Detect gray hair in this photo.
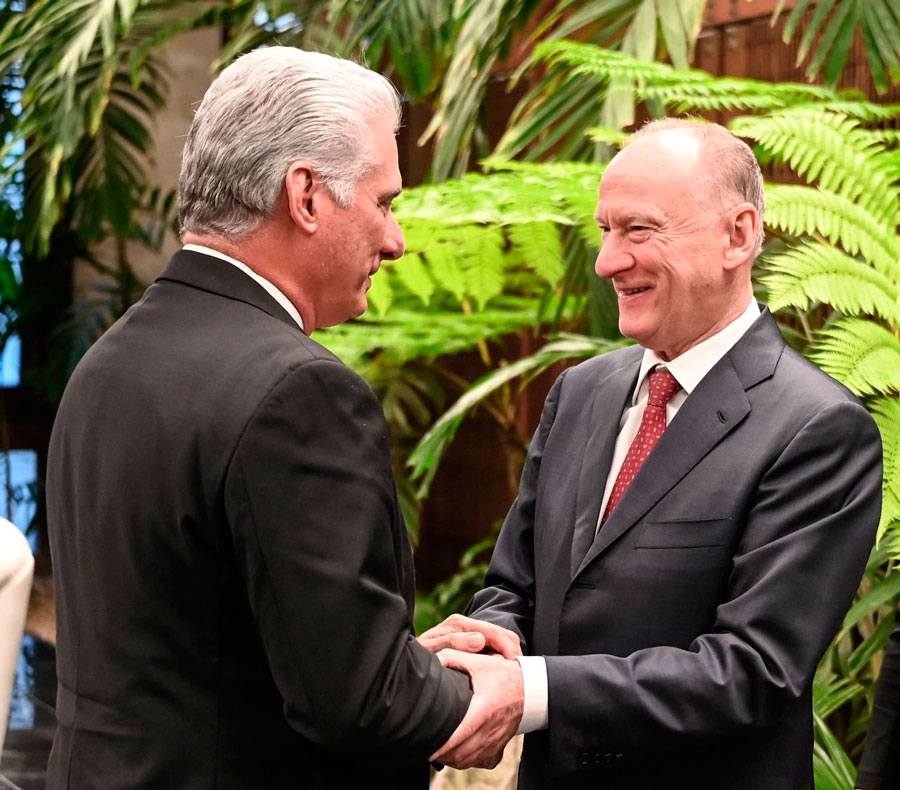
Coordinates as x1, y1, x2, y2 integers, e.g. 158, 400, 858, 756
178, 47, 402, 238
624, 118, 766, 256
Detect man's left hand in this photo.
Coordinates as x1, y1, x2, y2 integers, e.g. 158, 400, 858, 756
418, 614, 522, 658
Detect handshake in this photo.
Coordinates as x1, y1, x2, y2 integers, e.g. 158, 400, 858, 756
417, 614, 526, 770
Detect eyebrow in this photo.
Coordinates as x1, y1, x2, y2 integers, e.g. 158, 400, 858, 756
595, 208, 663, 226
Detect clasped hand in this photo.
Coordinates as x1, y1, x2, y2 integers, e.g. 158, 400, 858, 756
417, 614, 525, 770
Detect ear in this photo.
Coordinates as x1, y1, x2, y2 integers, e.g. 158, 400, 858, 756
285, 161, 321, 235
723, 203, 760, 271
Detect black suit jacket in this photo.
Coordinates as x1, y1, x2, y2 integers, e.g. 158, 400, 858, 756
46, 250, 470, 789
470, 309, 882, 789
857, 609, 900, 789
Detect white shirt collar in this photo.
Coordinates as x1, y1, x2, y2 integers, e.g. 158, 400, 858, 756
183, 243, 305, 331
633, 300, 761, 403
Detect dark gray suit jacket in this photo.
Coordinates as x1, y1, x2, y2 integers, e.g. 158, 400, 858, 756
46, 249, 470, 789
470, 309, 882, 789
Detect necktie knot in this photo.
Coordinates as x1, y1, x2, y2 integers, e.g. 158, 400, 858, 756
647, 368, 680, 408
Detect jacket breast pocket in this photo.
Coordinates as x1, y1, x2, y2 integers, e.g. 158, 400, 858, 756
635, 516, 733, 549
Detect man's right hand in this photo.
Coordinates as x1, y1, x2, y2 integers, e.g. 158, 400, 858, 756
418, 614, 522, 658
429, 649, 524, 769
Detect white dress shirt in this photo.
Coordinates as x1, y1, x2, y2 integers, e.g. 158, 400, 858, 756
183, 244, 305, 331
515, 299, 761, 734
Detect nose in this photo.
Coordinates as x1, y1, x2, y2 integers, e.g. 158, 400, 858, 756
594, 234, 633, 280
381, 212, 405, 260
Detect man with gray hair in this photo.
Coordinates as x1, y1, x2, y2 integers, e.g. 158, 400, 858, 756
46, 46, 519, 789
431, 119, 882, 789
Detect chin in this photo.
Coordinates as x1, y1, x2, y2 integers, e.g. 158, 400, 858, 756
618, 320, 649, 345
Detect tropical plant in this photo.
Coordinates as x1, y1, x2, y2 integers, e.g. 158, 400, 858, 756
773, 0, 900, 94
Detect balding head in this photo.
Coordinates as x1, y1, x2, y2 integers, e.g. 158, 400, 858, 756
622, 119, 765, 256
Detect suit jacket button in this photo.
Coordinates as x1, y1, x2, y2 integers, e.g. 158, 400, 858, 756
578, 751, 590, 766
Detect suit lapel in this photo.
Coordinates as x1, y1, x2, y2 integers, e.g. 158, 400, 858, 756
155, 249, 304, 334
569, 351, 641, 575
573, 308, 785, 577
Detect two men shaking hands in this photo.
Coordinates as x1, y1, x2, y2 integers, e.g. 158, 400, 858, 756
46, 47, 882, 790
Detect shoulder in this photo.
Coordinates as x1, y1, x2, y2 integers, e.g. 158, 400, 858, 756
769, 345, 870, 427
554, 343, 641, 391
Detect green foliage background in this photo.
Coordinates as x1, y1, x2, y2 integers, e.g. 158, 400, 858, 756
2, 2, 900, 786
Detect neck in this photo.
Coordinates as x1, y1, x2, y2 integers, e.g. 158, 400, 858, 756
182, 230, 316, 331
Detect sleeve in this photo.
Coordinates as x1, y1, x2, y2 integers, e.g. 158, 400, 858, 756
466, 369, 570, 651
543, 400, 883, 769
857, 614, 900, 790
223, 358, 471, 764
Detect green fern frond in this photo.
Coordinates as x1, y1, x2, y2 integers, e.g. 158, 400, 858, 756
810, 318, 900, 397
507, 221, 565, 286
400, 220, 447, 253
391, 252, 436, 307
317, 297, 547, 371
533, 40, 700, 86
481, 158, 605, 179
395, 168, 598, 228
640, 79, 836, 114
729, 111, 900, 228
534, 40, 840, 115
764, 185, 900, 277
424, 243, 468, 305
585, 126, 627, 145
872, 396, 900, 539
366, 266, 394, 317
814, 100, 900, 121
762, 242, 900, 325
460, 226, 506, 309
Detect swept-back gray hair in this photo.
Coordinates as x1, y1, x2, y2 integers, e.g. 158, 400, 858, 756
178, 47, 402, 238
624, 118, 765, 256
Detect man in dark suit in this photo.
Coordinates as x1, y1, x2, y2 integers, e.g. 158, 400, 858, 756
857, 610, 900, 789
46, 46, 520, 789
431, 119, 883, 789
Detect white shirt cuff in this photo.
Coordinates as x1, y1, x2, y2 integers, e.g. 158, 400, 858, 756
515, 655, 549, 733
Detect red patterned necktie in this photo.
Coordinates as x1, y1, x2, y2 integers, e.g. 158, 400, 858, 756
601, 367, 681, 525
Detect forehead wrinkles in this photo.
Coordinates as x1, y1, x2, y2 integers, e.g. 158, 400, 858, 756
596, 169, 686, 228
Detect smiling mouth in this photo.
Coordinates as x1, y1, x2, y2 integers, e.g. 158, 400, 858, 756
617, 286, 650, 296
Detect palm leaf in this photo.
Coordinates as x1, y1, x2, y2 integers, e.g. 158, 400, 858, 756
813, 671, 864, 718
409, 333, 631, 496
775, 0, 900, 93
419, 0, 530, 181
336, 0, 455, 98
839, 569, 900, 639
490, 1, 707, 164
813, 712, 856, 790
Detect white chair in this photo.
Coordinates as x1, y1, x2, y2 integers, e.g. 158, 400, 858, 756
0, 517, 34, 757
